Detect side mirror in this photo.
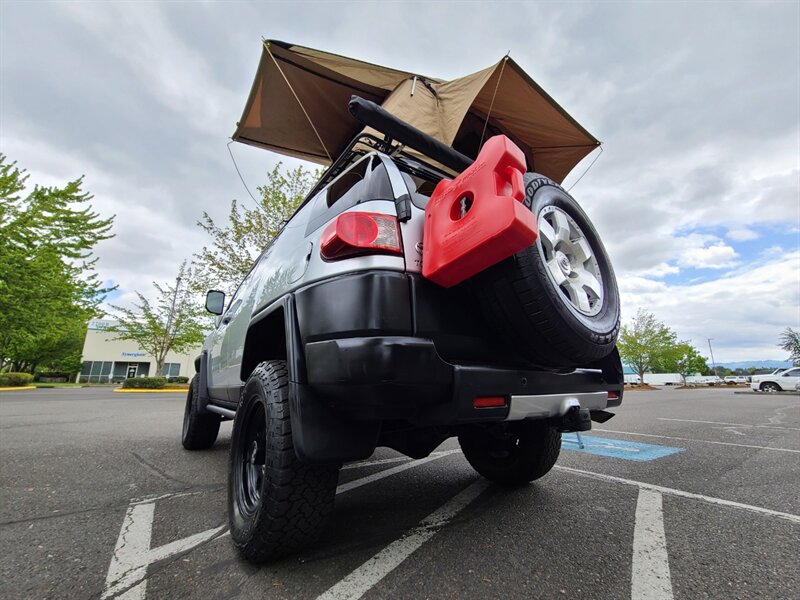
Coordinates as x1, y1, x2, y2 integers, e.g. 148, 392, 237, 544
205, 290, 225, 315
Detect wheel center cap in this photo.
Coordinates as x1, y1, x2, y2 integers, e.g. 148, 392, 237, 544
556, 252, 572, 275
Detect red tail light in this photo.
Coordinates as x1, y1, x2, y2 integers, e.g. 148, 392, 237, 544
473, 396, 507, 409
320, 212, 403, 260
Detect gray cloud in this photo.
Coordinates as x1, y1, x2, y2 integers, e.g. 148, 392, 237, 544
1, 0, 798, 361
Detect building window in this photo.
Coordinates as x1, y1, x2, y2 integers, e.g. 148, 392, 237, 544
163, 363, 181, 378
79, 361, 114, 383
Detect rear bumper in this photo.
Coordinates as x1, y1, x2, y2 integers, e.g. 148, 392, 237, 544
305, 335, 623, 426
290, 270, 623, 462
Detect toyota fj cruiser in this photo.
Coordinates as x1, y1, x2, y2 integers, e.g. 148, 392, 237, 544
181, 42, 624, 563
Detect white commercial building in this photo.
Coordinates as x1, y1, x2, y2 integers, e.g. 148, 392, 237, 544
78, 319, 202, 383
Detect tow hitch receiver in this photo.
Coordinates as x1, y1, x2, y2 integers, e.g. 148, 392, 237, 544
559, 406, 592, 433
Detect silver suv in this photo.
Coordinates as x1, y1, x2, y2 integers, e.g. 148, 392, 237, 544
181, 97, 624, 563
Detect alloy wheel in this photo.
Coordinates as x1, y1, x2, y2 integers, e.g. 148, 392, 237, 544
537, 205, 604, 316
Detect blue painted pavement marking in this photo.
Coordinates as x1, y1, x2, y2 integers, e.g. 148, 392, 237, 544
561, 434, 683, 461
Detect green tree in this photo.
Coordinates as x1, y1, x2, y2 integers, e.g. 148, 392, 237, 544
191, 163, 317, 296
108, 263, 208, 376
617, 309, 678, 384
0, 155, 114, 372
779, 327, 800, 366
8, 316, 86, 375
662, 343, 708, 384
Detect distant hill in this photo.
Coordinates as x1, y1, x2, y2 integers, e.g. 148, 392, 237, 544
716, 360, 793, 370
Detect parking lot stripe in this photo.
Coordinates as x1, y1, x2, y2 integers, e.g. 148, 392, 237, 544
316, 478, 491, 600
556, 466, 800, 524
336, 450, 460, 494
342, 456, 411, 470
342, 450, 454, 470
145, 525, 227, 565
101, 450, 461, 599
632, 489, 673, 600
656, 418, 800, 431
102, 502, 154, 600
595, 429, 800, 454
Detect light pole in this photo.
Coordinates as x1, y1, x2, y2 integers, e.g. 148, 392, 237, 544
162, 276, 182, 376
707, 338, 717, 378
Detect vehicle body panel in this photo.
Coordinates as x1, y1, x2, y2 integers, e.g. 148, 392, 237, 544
196, 141, 623, 462
751, 368, 800, 391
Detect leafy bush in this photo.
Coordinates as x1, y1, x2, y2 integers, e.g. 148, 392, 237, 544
0, 372, 35, 387
121, 377, 167, 389
35, 372, 71, 382
167, 376, 189, 384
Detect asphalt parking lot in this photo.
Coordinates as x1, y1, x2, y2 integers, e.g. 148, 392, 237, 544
1, 387, 798, 600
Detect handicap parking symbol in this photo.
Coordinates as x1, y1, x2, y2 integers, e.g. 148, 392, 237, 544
561, 434, 683, 461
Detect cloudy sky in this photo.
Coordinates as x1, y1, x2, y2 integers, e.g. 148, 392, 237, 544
1, 1, 798, 362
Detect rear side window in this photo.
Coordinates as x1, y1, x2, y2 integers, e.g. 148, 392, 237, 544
307, 157, 394, 234
399, 170, 439, 210
327, 160, 393, 207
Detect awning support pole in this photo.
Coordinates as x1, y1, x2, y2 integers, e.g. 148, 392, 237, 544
265, 43, 332, 162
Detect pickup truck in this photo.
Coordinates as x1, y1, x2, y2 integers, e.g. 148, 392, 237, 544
751, 368, 800, 392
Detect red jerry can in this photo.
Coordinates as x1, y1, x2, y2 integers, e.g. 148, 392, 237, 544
422, 135, 537, 288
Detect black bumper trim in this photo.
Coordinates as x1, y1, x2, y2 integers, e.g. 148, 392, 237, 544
305, 335, 623, 424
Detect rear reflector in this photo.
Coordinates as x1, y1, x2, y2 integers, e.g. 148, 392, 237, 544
608, 391, 620, 400
473, 396, 507, 409
320, 212, 403, 260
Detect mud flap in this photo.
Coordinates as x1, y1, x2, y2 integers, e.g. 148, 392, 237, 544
289, 383, 380, 463
196, 351, 212, 413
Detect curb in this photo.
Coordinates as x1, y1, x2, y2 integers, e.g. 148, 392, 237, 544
734, 390, 799, 396
113, 388, 189, 393
0, 386, 36, 392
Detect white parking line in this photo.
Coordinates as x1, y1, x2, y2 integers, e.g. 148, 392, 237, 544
101, 503, 154, 600
102, 450, 460, 599
631, 489, 673, 600
556, 466, 800, 524
342, 450, 455, 471
656, 418, 800, 431
595, 428, 800, 453
316, 479, 491, 600
337, 450, 460, 493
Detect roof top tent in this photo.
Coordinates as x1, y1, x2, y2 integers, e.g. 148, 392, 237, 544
232, 39, 600, 184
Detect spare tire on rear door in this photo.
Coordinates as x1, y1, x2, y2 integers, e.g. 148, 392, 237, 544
473, 173, 619, 368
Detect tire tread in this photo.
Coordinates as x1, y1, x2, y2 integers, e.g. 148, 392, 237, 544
473, 174, 619, 367
459, 421, 561, 485
229, 361, 339, 563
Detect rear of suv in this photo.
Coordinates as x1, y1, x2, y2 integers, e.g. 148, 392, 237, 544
182, 89, 623, 560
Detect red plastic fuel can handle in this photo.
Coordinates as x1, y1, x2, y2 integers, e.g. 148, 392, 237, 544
507, 166, 524, 201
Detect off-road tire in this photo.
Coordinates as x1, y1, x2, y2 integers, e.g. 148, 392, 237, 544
458, 420, 561, 486
228, 361, 340, 563
473, 173, 620, 368
760, 382, 781, 393
181, 377, 221, 450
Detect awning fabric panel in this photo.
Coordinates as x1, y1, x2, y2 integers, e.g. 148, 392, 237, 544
233, 40, 599, 182
234, 41, 397, 163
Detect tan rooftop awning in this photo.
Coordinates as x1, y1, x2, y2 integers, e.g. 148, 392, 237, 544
233, 40, 599, 183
